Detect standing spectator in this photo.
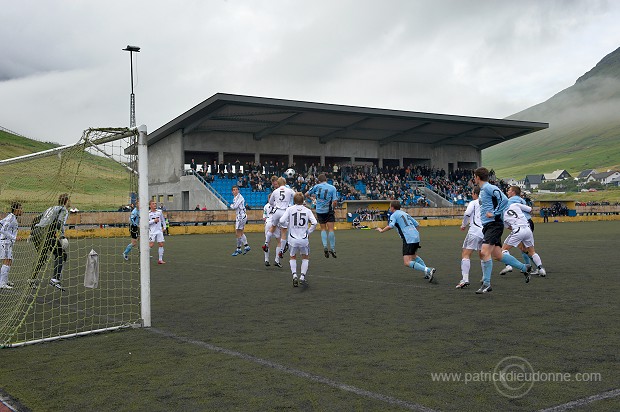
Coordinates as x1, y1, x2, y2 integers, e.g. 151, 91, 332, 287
0, 201, 22, 289
190, 158, 197, 174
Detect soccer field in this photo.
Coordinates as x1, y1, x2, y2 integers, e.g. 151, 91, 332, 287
1, 221, 619, 411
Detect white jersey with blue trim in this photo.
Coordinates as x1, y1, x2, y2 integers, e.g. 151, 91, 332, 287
0, 213, 18, 243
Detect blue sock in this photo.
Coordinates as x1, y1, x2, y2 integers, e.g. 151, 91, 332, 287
409, 261, 427, 273
521, 251, 531, 265
328, 231, 336, 251
415, 256, 425, 267
321, 231, 328, 248
501, 253, 526, 272
482, 259, 493, 285
124, 244, 133, 255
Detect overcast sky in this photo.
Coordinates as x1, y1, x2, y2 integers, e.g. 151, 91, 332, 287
1, 0, 619, 145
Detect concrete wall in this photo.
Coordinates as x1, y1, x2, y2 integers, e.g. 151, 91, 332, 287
183, 131, 480, 171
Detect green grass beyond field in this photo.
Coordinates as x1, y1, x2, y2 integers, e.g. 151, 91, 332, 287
1, 222, 619, 411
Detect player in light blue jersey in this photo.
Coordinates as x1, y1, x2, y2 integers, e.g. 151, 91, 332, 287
305, 174, 339, 258
474, 168, 532, 294
123, 201, 140, 261
376, 201, 436, 282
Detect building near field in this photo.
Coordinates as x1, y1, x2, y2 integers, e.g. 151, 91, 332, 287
146, 93, 547, 210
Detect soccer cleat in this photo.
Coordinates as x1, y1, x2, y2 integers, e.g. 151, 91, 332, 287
529, 268, 539, 276
300, 276, 308, 287
29, 279, 40, 288
499, 265, 513, 275
324, 248, 330, 258
0, 284, 14, 290
158, 260, 166, 265
274, 261, 282, 268
231, 249, 241, 256
123, 253, 129, 261
262, 243, 269, 253
278, 250, 284, 259
265, 261, 270, 267
538, 267, 547, 277
523, 264, 532, 283
475, 284, 492, 294
292, 274, 299, 287
7, 281, 14, 287
243, 245, 251, 255
282, 243, 289, 254
426, 268, 436, 283
455, 280, 470, 289
49, 278, 65, 291
329, 250, 337, 258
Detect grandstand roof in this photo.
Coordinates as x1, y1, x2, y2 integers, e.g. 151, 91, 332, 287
148, 93, 548, 150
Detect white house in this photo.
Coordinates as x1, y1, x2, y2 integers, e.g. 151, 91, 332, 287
588, 170, 620, 185
544, 169, 572, 181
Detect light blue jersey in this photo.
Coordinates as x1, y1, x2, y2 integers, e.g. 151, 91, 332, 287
130, 207, 140, 226
479, 182, 508, 225
508, 195, 531, 220
307, 182, 338, 213
388, 210, 420, 244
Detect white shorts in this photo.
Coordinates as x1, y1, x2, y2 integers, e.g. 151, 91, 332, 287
462, 233, 483, 251
0, 242, 13, 260
265, 222, 281, 239
149, 232, 165, 243
235, 215, 248, 230
504, 226, 534, 248
288, 240, 309, 257
270, 209, 287, 229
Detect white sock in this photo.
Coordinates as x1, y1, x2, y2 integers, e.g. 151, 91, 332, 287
461, 258, 470, 283
531, 253, 542, 268
158, 247, 164, 260
289, 259, 296, 275
0, 265, 9, 285
275, 247, 281, 263
301, 259, 309, 276
280, 238, 287, 251
265, 231, 272, 244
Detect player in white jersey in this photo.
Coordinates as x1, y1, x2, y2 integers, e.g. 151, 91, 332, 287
230, 186, 250, 256
456, 187, 483, 289
0, 201, 22, 289
501, 190, 546, 283
148, 200, 167, 264
263, 177, 295, 259
279, 192, 317, 287
262, 203, 282, 267
500, 185, 546, 277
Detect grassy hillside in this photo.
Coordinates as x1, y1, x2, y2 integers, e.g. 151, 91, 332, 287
0, 130, 134, 211
483, 46, 620, 180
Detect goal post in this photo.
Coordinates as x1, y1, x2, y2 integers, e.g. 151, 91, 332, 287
0, 126, 150, 347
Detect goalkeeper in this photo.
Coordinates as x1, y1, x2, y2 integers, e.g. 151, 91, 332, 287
30, 193, 71, 290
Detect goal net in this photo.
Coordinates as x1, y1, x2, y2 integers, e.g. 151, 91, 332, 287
0, 127, 146, 347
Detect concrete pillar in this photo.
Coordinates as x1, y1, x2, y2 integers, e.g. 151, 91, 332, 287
255, 153, 260, 163
378, 158, 383, 169
288, 153, 294, 167
218, 152, 224, 163
320, 155, 326, 166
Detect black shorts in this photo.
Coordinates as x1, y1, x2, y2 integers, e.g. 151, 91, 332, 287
528, 219, 534, 232
129, 225, 139, 239
317, 210, 335, 224
482, 221, 504, 247
402, 242, 420, 256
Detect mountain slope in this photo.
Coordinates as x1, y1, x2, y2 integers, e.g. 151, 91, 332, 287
482, 46, 620, 179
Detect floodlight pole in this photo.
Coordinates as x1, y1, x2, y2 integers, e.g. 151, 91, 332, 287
122, 45, 141, 128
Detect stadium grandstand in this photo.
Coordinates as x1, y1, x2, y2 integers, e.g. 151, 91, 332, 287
145, 93, 547, 210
